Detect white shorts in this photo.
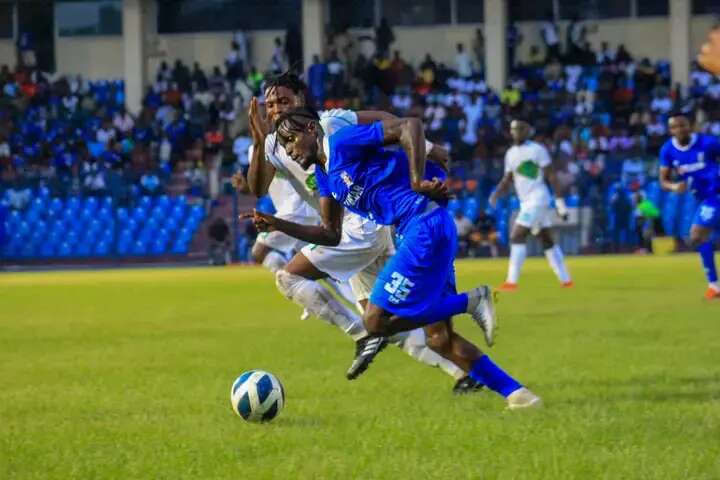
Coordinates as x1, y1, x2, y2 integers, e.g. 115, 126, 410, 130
515, 202, 553, 230
349, 245, 393, 302
255, 215, 318, 256
302, 215, 395, 284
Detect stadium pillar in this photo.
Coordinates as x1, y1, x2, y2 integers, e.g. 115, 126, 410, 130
670, 0, 691, 87
484, 0, 508, 94
123, 0, 149, 114
302, 0, 326, 75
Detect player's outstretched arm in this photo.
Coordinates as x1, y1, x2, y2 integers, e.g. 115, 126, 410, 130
241, 197, 344, 246
246, 97, 276, 197
357, 110, 449, 172
489, 172, 513, 208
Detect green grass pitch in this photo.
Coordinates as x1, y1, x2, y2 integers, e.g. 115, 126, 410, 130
1, 255, 719, 479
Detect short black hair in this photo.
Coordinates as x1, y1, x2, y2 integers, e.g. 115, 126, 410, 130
274, 106, 320, 133
668, 109, 690, 120
272, 106, 320, 153
263, 71, 307, 96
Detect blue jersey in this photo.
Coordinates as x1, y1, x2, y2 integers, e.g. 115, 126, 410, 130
659, 133, 720, 201
316, 122, 445, 234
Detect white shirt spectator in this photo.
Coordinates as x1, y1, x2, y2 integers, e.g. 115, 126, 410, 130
96, 127, 116, 145
234, 31, 248, 64
424, 104, 446, 132
159, 138, 172, 164
113, 112, 134, 134
462, 97, 484, 145
0, 141, 10, 158
62, 95, 79, 113
233, 135, 252, 167
650, 96, 672, 114
588, 136, 609, 153
646, 120, 666, 136
391, 93, 412, 112
455, 51, 473, 78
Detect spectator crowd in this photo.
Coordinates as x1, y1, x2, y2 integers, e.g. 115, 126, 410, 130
3, 17, 718, 257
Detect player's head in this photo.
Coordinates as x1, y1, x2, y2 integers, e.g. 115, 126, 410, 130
509, 118, 532, 144
263, 71, 307, 124
668, 110, 692, 144
274, 106, 321, 170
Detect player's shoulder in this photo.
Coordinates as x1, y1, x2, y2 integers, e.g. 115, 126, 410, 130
319, 109, 358, 136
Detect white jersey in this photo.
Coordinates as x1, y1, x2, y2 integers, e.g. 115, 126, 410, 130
248, 145, 317, 222
265, 109, 379, 236
504, 140, 552, 205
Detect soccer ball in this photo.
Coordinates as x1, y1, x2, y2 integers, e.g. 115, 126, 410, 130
230, 370, 285, 422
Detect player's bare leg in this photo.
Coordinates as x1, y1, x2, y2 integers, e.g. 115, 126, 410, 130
539, 228, 573, 287
688, 225, 720, 299
352, 309, 541, 409
354, 298, 477, 391
501, 224, 531, 291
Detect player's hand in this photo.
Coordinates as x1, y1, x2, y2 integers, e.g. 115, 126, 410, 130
230, 171, 247, 192
555, 197, 569, 221
248, 97, 271, 144
672, 182, 687, 194
240, 209, 277, 232
698, 28, 720, 75
415, 177, 450, 201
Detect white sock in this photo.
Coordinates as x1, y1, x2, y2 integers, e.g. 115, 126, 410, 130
507, 244, 527, 284
544, 244, 571, 283
275, 270, 367, 340
261, 251, 287, 273
710, 282, 720, 292
395, 329, 465, 380
322, 279, 357, 306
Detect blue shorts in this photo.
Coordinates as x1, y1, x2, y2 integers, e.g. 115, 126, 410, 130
370, 206, 457, 318
692, 197, 720, 230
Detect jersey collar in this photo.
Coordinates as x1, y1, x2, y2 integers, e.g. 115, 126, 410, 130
671, 133, 697, 152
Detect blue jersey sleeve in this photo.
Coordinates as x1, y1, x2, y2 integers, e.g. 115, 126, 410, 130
659, 141, 673, 169
329, 122, 385, 151
314, 166, 332, 198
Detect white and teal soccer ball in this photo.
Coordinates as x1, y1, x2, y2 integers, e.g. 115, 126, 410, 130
230, 370, 285, 422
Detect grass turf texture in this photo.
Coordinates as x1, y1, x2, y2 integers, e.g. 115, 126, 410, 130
1, 255, 719, 480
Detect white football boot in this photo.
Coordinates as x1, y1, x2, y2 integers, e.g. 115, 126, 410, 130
506, 387, 543, 410
467, 286, 497, 347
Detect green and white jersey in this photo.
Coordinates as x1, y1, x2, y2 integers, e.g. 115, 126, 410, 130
504, 140, 552, 205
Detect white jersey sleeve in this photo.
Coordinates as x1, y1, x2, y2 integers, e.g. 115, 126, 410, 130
534, 142, 552, 169
319, 109, 358, 136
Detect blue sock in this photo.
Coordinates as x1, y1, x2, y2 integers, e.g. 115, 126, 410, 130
411, 293, 468, 325
698, 241, 718, 283
469, 355, 523, 397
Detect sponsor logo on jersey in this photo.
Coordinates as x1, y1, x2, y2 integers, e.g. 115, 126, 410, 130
516, 159, 540, 179
305, 173, 318, 191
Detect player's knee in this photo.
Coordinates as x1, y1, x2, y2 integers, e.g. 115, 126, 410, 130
275, 269, 300, 300
510, 231, 526, 244
425, 329, 451, 355
251, 243, 266, 264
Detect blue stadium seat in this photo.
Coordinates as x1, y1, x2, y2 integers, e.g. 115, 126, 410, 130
132, 207, 147, 222
84, 197, 99, 212
139, 196, 153, 209
95, 240, 111, 256
58, 242, 72, 257
132, 240, 148, 255
76, 242, 92, 257
101, 196, 113, 210
156, 195, 170, 209
171, 239, 189, 254
151, 238, 167, 255
116, 207, 129, 223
